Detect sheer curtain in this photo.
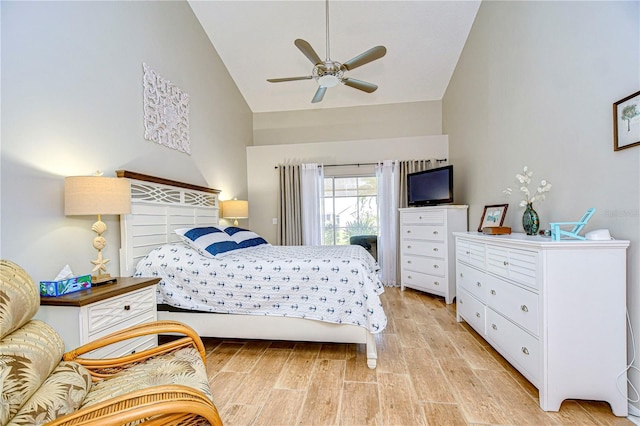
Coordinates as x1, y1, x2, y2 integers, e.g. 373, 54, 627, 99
376, 160, 400, 286
277, 164, 303, 245
300, 163, 324, 246
376, 159, 441, 286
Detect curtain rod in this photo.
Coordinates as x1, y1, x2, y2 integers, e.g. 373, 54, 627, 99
274, 158, 447, 169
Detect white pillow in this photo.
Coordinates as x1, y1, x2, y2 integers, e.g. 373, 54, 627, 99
223, 226, 270, 249
175, 226, 239, 257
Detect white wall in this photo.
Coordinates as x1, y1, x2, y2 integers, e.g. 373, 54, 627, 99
253, 100, 442, 145
247, 136, 449, 242
443, 0, 640, 412
1, 1, 252, 281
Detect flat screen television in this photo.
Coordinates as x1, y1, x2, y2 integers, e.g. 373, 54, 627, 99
407, 165, 453, 206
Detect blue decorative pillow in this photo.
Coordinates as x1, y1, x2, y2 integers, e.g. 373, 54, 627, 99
175, 226, 239, 257
223, 227, 269, 249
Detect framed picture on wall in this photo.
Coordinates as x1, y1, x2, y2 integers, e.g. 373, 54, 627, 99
477, 204, 508, 232
613, 90, 640, 151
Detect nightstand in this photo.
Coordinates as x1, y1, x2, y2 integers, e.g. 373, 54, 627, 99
36, 277, 160, 358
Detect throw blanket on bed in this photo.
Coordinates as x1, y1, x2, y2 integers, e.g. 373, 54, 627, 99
135, 243, 387, 333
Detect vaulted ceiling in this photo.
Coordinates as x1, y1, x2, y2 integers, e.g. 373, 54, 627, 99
189, 1, 481, 113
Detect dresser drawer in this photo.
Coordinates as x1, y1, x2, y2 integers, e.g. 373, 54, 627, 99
402, 240, 445, 258
86, 287, 155, 335
402, 270, 446, 293
486, 308, 539, 384
87, 309, 156, 341
456, 261, 488, 303
402, 209, 444, 225
457, 289, 485, 334
403, 255, 446, 277
456, 238, 485, 268
486, 275, 539, 336
403, 225, 445, 241
88, 334, 157, 359
486, 245, 538, 289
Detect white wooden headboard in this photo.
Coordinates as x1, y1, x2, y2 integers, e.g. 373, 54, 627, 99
117, 171, 220, 277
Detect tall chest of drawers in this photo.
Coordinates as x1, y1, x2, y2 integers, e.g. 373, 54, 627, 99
399, 205, 468, 303
454, 232, 629, 416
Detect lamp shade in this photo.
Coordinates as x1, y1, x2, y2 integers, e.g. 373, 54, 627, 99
65, 176, 131, 216
222, 199, 248, 220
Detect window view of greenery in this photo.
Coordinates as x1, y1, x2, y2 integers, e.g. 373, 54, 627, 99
323, 176, 378, 245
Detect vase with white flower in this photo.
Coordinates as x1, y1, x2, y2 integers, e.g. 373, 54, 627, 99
503, 166, 552, 235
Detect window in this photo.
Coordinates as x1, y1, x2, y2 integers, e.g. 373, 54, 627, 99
323, 176, 378, 245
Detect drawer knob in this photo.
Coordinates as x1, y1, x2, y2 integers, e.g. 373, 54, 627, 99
459, 299, 463, 304
476, 282, 481, 287
407, 245, 412, 249
433, 264, 439, 269
433, 248, 438, 252
475, 312, 481, 318
407, 230, 411, 234
433, 231, 439, 235
434, 281, 440, 286
521, 305, 529, 312
459, 272, 464, 278
490, 290, 496, 295
466, 250, 470, 255
124, 305, 131, 311
408, 275, 412, 279
419, 216, 423, 220
503, 261, 509, 266
521, 347, 530, 355
407, 260, 412, 264
492, 324, 497, 330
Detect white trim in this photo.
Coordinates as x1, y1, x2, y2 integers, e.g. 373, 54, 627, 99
628, 404, 640, 425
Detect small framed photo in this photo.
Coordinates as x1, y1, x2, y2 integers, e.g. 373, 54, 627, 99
613, 90, 640, 151
478, 204, 508, 232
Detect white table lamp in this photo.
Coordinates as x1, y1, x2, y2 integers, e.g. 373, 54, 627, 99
222, 199, 248, 226
65, 175, 131, 284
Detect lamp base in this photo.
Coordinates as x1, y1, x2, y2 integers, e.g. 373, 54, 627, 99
92, 274, 117, 286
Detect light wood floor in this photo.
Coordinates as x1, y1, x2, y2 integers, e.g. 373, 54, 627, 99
201, 287, 632, 425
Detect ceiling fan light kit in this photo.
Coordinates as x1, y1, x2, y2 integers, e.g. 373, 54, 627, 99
267, 0, 386, 104
313, 63, 343, 88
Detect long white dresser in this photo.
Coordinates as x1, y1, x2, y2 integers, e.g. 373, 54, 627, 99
399, 205, 468, 303
454, 231, 629, 416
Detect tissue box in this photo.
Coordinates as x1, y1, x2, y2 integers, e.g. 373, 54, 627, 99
40, 275, 92, 297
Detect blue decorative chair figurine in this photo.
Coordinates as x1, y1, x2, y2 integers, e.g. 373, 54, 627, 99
549, 208, 595, 241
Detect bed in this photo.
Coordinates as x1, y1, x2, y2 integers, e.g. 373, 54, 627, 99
117, 170, 386, 368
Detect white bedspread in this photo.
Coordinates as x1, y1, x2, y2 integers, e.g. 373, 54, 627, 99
134, 243, 387, 334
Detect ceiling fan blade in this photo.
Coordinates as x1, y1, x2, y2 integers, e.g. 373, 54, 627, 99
342, 78, 378, 93
295, 39, 323, 65
342, 46, 387, 71
311, 86, 327, 103
267, 76, 313, 83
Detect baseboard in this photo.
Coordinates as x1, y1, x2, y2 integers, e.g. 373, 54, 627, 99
628, 403, 640, 425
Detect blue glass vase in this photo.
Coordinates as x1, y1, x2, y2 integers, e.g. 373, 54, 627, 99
522, 203, 539, 235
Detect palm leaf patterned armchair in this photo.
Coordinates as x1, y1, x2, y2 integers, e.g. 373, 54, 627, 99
0, 260, 222, 425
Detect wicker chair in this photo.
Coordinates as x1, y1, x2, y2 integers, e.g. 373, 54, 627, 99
0, 259, 222, 426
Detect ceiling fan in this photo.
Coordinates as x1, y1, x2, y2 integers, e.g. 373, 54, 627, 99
267, 0, 387, 103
